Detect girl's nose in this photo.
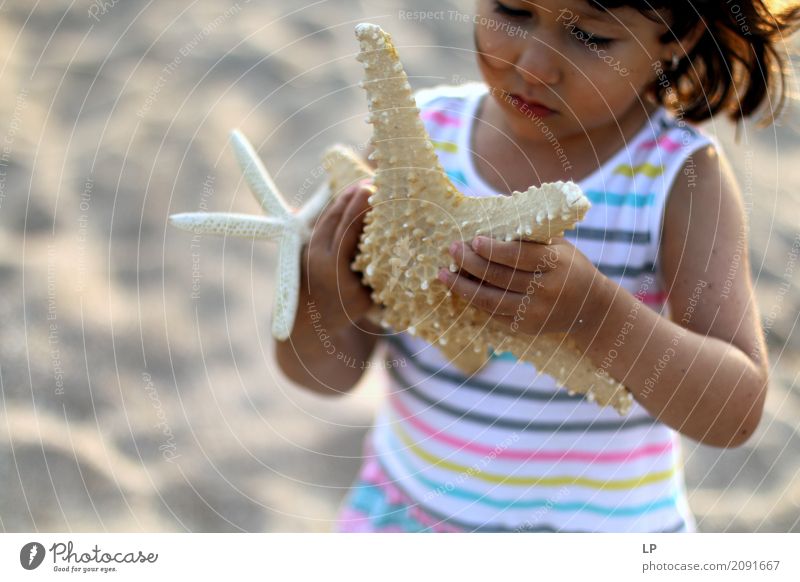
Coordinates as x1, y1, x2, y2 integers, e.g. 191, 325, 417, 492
515, 40, 561, 86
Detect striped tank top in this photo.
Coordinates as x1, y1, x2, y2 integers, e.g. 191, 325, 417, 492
367, 82, 719, 532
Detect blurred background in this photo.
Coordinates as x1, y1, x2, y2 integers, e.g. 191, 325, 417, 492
0, 0, 798, 532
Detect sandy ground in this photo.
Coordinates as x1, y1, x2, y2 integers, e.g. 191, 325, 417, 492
0, 0, 798, 532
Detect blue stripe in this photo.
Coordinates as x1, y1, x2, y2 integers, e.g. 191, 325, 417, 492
346, 472, 686, 532
564, 226, 651, 244
446, 169, 468, 185
344, 480, 573, 532
585, 190, 655, 207
381, 431, 683, 518
489, 350, 517, 362
343, 482, 435, 532
386, 364, 657, 432
386, 335, 584, 401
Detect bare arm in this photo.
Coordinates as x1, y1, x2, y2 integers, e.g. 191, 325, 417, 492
571, 145, 768, 447
275, 283, 382, 396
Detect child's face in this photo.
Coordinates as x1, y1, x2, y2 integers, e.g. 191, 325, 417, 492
474, 0, 679, 143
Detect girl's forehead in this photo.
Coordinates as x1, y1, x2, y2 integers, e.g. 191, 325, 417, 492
480, 0, 671, 31
486, 0, 648, 19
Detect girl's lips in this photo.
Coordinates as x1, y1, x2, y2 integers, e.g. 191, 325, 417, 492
511, 94, 556, 115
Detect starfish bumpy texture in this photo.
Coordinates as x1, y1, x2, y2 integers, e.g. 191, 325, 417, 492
170, 23, 633, 415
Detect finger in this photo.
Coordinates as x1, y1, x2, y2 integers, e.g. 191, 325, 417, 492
310, 190, 351, 251
437, 269, 523, 316
470, 236, 558, 272
338, 188, 373, 263
329, 179, 370, 243
310, 185, 347, 229
448, 241, 534, 293
333, 184, 373, 256
337, 278, 374, 324
490, 304, 564, 335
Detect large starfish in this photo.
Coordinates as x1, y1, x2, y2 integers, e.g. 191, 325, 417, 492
170, 23, 633, 415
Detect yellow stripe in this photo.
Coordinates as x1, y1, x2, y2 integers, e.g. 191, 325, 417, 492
613, 163, 664, 177
431, 140, 458, 153
394, 422, 675, 490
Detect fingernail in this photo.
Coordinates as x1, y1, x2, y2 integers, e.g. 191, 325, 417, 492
471, 237, 481, 251
438, 268, 449, 282
449, 242, 458, 255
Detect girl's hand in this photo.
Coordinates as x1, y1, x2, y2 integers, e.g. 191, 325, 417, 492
301, 179, 374, 334
437, 235, 608, 336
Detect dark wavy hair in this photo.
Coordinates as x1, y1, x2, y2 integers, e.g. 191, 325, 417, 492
593, 0, 800, 128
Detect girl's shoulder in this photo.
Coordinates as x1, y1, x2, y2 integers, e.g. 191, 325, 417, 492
654, 107, 721, 154
626, 106, 725, 183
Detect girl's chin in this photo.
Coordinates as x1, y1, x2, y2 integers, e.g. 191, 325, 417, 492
486, 90, 568, 142
502, 111, 562, 139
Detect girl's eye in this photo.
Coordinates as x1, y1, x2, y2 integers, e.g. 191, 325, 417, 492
493, 1, 531, 18
491, 2, 615, 48
575, 28, 614, 47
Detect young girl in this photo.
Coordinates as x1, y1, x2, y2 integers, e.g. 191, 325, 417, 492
276, 0, 800, 532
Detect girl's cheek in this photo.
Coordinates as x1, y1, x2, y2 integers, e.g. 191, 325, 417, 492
475, 27, 519, 70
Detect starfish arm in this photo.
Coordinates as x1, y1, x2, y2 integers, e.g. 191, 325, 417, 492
455, 182, 590, 243
272, 230, 303, 340
354, 24, 455, 210
230, 129, 292, 218
168, 212, 287, 240
322, 145, 375, 193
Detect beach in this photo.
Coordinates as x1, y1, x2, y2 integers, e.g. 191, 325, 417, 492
0, 0, 798, 532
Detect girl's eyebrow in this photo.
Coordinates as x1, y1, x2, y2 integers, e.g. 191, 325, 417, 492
575, 10, 628, 28
581, 1, 633, 27
521, 1, 629, 28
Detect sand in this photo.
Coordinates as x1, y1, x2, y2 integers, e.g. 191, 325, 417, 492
0, 0, 798, 532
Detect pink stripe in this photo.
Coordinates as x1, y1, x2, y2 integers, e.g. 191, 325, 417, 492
638, 291, 668, 305
336, 505, 463, 533
407, 506, 465, 532
338, 458, 466, 532
640, 135, 681, 153
389, 392, 672, 463
335, 507, 407, 533
421, 109, 462, 127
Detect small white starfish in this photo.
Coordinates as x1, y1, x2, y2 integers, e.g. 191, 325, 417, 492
169, 130, 333, 340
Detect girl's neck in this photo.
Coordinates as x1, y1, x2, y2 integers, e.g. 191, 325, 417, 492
472, 92, 660, 193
